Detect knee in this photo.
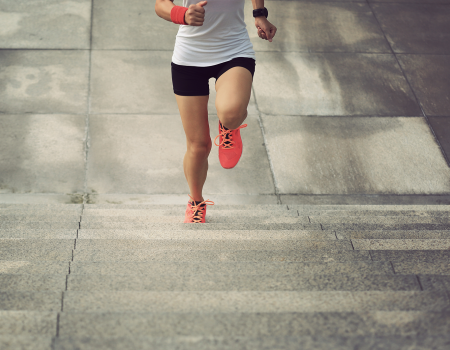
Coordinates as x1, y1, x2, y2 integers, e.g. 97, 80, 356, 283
218, 107, 247, 129
187, 140, 212, 159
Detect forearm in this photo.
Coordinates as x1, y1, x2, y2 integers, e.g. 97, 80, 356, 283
251, 0, 264, 10
155, 0, 176, 22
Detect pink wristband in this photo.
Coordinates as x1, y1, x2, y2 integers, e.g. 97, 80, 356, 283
171, 6, 188, 25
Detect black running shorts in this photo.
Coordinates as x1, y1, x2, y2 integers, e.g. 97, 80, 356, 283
171, 57, 256, 96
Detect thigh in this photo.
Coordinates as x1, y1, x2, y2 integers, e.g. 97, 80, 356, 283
175, 94, 211, 146
171, 62, 211, 97
214, 58, 255, 115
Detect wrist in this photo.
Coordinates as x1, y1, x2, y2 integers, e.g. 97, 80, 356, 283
171, 6, 188, 25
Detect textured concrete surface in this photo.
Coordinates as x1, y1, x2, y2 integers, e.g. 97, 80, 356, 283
0, 50, 89, 114
0, 114, 86, 194
262, 116, 450, 194
0, 0, 91, 49
86, 114, 273, 195
398, 55, 450, 116
244, 1, 390, 53
371, 3, 450, 54
0, 311, 57, 335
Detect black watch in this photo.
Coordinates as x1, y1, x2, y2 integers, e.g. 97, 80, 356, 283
253, 7, 268, 19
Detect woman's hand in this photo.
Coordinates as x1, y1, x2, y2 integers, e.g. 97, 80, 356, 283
255, 17, 277, 42
185, 1, 207, 26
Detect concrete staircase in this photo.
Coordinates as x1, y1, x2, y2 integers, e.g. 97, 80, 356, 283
1, 203, 450, 349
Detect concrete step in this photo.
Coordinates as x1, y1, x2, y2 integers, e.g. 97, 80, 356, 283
0, 222, 79, 230
65, 273, 420, 292
371, 250, 450, 263
0, 291, 61, 311
81, 216, 310, 224
323, 223, 450, 231
72, 249, 370, 262
0, 215, 80, 222
0, 335, 52, 350
69, 261, 395, 275
0, 240, 75, 251
352, 239, 450, 250
311, 216, 450, 224
392, 261, 450, 275
83, 204, 288, 210
0, 230, 77, 239
57, 311, 450, 337
77, 229, 335, 240
74, 239, 352, 251
0, 311, 56, 335
50, 335, 450, 350
288, 205, 450, 211
298, 210, 450, 217
337, 230, 450, 239
82, 208, 294, 217
80, 222, 321, 230
62, 291, 450, 312
0, 274, 66, 291
0, 261, 69, 274
0, 247, 72, 261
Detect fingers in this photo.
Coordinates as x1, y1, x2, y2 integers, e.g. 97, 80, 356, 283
257, 25, 277, 42
186, 3, 207, 26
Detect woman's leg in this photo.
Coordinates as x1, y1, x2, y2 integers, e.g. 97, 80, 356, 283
175, 94, 211, 202
215, 66, 253, 130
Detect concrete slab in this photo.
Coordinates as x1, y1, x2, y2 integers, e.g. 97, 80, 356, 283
371, 3, 450, 54
89, 50, 258, 115
0, 311, 56, 335
0, 291, 61, 311
337, 230, 450, 240
418, 275, 450, 292
79, 222, 320, 230
58, 311, 450, 337
0, 335, 52, 350
370, 250, 450, 263
49, 335, 450, 350
0, 274, 66, 291
398, 55, 450, 117
0, 261, 69, 274
244, 1, 390, 53
0, 0, 91, 49
70, 261, 394, 276
0, 115, 86, 194
353, 239, 450, 250
393, 262, 450, 275
0, 215, 80, 222
0, 194, 85, 204
74, 239, 351, 251
0, 50, 89, 114
0, 222, 79, 229
66, 274, 419, 292
84, 194, 279, 205
86, 114, 274, 195
0, 239, 74, 250
92, 0, 178, 49
62, 290, 450, 312
252, 52, 421, 116
77, 229, 335, 240
262, 116, 450, 194
0, 248, 72, 262
282, 195, 450, 205
72, 249, 370, 262
0, 230, 77, 239
80, 216, 308, 224
429, 117, 450, 164
312, 216, 450, 225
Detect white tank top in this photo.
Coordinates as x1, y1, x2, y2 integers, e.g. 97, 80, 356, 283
171, 0, 256, 67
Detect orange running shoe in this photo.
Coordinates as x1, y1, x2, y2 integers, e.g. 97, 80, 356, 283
214, 121, 247, 169
184, 195, 215, 223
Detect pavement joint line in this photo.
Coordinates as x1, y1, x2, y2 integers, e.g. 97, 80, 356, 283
390, 261, 396, 274
252, 84, 280, 201
334, 231, 339, 240
416, 275, 424, 291
366, 1, 450, 168
350, 240, 355, 250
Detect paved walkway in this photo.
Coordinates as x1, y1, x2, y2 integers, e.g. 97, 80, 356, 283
1, 0, 450, 204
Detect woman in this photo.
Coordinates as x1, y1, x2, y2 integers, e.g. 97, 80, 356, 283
155, 0, 277, 223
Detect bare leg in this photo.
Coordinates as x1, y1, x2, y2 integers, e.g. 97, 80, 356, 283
175, 94, 210, 202
215, 66, 253, 130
